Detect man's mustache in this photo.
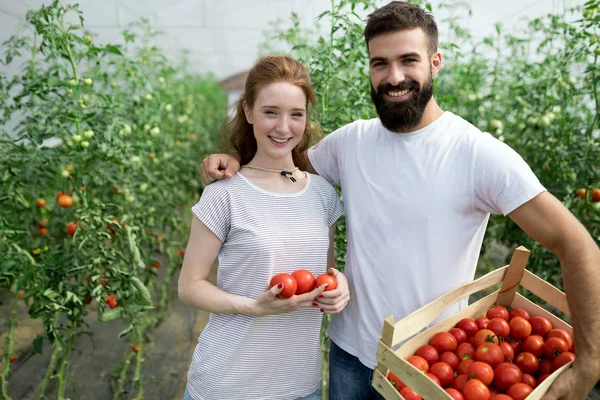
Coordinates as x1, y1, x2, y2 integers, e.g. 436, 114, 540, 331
376, 81, 420, 94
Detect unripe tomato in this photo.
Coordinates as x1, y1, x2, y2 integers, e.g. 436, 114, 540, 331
268, 273, 297, 298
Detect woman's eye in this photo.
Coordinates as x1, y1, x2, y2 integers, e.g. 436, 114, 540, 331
264, 110, 276, 115
292, 113, 303, 117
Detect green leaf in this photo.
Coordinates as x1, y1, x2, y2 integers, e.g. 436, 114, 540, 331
105, 44, 123, 56
33, 336, 44, 354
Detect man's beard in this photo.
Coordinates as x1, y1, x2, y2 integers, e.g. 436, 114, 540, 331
370, 73, 434, 133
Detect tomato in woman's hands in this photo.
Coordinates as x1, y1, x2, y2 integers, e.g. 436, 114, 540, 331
268, 273, 297, 298
515, 352, 539, 375
543, 336, 569, 359
315, 273, 337, 291
552, 351, 576, 371
507, 383, 533, 400
291, 269, 315, 294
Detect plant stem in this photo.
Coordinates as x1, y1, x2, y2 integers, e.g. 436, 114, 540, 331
0, 297, 18, 400
133, 326, 144, 400
320, 0, 336, 125
56, 328, 75, 400
39, 312, 61, 398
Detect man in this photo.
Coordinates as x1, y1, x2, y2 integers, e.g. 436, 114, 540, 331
200, 2, 600, 399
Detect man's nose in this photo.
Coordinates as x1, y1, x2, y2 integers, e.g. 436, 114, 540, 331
387, 64, 405, 86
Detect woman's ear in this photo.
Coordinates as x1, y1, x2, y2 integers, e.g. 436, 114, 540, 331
242, 101, 252, 124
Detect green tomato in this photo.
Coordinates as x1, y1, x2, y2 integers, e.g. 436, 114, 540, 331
80, 141, 90, 148
83, 77, 93, 86
72, 134, 82, 142
83, 129, 94, 139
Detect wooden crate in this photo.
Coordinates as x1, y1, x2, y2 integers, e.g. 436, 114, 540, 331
371, 246, 574, 399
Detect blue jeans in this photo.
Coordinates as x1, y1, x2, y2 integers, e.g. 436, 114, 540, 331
328, 340, 385, 400
183, 385, 321, 400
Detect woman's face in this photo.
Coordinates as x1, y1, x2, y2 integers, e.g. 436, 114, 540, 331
243, 82, 307, 164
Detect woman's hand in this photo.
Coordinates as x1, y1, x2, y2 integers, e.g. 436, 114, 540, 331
313, 268, 350, 314
246, 282, 328, 317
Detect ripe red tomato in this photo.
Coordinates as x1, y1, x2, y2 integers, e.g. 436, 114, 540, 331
36, 199, 46, 208
439, 351, 460, 370
543, 337, 569, 360
400, 387, 421, 400
473, 329, 498, 347
498, 342, 514, 362
457, 318, 479, 337
425, 372, 441, 386
446, 388, 464, 400
539, 359, 553, 375
66, 222, 78, 236
268, 273, 298, 298
429, 362, 454, 387
456, 342, 475, 361
467, 361, 494, 386
415, 344, 438, 365
522, 335, 545, 358
490, 395, 513, 400
9, 355, 16, 363
452, 374, 469, 391
315, 273, 337, 291
387, 371, 406, 390
475, 343, 504, 367
291, 269, 315, 294
462, 379, 490, 400
508, 308, 530, 321
487, 318, 511, 339
449, 327, 468, 345
507, 383, 533, 400
407, 355, 429, 373
493, 362, 523, 392
546, 329, 573, 349
522, 374, 536, 389
552, 351, 576, 371
430, 332, 458, 352
39, 227, 48, 236
58, 194, 73, 208
457, 359, 475, 376
515, 352, 539, 375
509, 317, 532, 339
529, 316, 553, 337
486, 305, 509, 321
475, 317, 490, 330
106, 294, 117, 309
505, 337, 522, 354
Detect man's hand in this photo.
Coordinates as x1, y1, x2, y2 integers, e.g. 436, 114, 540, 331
199, 154, 240, 185
541, 361, 599, 400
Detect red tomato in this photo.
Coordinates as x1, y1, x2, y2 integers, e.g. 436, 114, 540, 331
315, 273, 337, 291
505, 337, 522, 354
457, 318, 479, 338
507, 383, 533, 400
522, 374, 536, 389
493, 362, 523, 392
407, 355, 429, 373
457, 359, 475, 376
462, 379, 491, 400
268, 273, 298, 298
529, 316, 553, 337
456, 342, 475, 361
66, 221, 78, 236
490, 395, 514, 400
487, 318, 511, 339
291, 269, 315, 294
449, 327, 468, 345
425, 372, 441, 386
400, 387, 421, 400
430, 332, 458, 352
58, 194, 73, 208
552, 351, 576, 371
452, 374, 469, 391
521, 336, 543, 359
473, 329, 498, 347
488, 387, 499, 397
498, 342, 515, 362
508, 308, 530, 321
446, 388, 464, 400
546, 329, 573, 349
387, 371, 405, 390
486, 305, 510, 321
429, 362, 454, 387
515, 352, 539, 375
415, 344, 439, 365
467, 361, 494, 386
509, 317, 532, 339
543, 337, 569, 360
539, 359, 553, 375
440, 351, 460, 370
476, 317, 490, 330
537, 373, 551, 385
387, 371, 406, 390
475, 343, 504, 368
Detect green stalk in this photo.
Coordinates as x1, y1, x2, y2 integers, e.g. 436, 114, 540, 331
59, 13, 82, 135
0, 297, 18, 400
39, 312, 61, 398
133, 326, 144, 400
56, 328, 76, 400
320, 0, 336, 124
112, 350, 134, 400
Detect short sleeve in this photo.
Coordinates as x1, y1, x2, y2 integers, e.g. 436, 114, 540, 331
327, 187, 344, 227
474, 133, 546, 216
191, 183, 231, 242
308, 126, 347, 186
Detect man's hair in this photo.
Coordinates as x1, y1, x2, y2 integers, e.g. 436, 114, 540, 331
364, 1, 438, 56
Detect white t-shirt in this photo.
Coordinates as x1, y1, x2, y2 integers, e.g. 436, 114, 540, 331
308, 111, 545, 369
187, 172, 343, 400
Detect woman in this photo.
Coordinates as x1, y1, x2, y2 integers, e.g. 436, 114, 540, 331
178, 55, 349, 400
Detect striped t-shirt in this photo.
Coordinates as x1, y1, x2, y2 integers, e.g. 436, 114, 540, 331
186, 172, 343, 400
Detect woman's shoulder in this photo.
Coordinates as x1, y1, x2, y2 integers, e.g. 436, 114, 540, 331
307, 173, 338, 192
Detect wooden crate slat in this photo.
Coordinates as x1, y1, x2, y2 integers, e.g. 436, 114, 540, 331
521, 269, 571, 316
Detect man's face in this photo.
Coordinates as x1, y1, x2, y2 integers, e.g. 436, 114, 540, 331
368, 28, 440, 133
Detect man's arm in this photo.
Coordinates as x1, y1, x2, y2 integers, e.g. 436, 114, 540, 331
509, 191, 600, 399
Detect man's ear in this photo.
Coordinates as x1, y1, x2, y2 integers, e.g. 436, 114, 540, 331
242, 101, 252, 124
431, 51, 442, 78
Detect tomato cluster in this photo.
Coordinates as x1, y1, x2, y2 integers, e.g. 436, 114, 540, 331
268, 270, 338, 298
387, 305, 575, 400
